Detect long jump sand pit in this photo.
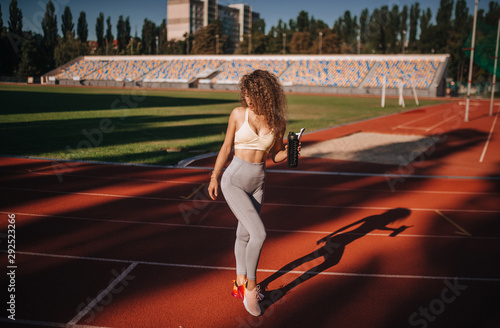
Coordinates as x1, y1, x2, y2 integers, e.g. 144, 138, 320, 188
301, 132, 438, 165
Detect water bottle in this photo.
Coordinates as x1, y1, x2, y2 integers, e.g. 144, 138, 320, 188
287, 131, 299, 168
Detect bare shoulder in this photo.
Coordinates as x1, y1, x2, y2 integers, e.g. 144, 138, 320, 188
230, 107, 246, 121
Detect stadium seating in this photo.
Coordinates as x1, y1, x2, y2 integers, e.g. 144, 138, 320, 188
210, 59, 292, 84
51, 55, 445, 91
143, 59, 224, 81
83, 60, 163, 81
280, 59, 375, 87
364, 59, 439, 89
55, 59, 110, 80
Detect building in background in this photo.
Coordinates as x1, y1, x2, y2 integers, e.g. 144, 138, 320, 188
167, 0, 260, 52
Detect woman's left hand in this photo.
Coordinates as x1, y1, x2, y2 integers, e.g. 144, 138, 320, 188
284, 142, 301, 156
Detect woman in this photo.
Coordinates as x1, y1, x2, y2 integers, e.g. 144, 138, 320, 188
208, 69, 298, 317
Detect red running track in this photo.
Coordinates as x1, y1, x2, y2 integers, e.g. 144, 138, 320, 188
1, 100, 499, 328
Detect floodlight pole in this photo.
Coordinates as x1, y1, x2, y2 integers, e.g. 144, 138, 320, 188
402, 30, 406, 55
248, 33, 251, 55
490, 18, 500, 116
216, 34, 219, 55
319, 31, 323, 55
465, 0, 479, 122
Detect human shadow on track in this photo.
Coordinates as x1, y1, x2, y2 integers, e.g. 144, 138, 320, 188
258, 207, 412, 314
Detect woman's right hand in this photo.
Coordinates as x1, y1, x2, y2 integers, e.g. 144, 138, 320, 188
208, 178, 218, 200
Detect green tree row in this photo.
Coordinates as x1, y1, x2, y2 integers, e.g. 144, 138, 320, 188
0, 0, 499, 83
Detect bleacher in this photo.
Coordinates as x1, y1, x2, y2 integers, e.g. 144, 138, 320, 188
45, 54, 449, 96
142, 58, 224, 82
364, 59, 440, 89
280, 59, 375, 87
210, 59, 292, 84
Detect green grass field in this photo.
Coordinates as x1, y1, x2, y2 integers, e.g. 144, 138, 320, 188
0, 84, 447, 165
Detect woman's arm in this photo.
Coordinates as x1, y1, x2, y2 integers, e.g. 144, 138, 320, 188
208, 109, 238, 200
271, 131, 300, 163
271, 132, 287, 163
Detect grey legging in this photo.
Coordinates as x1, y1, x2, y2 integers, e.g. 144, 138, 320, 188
221, 155, 267, 281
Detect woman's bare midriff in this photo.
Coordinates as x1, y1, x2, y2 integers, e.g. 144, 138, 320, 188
234, 149, 269, 164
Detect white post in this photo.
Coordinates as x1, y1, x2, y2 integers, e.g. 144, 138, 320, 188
381, 75, 386, 108
399, 79, 405, 108
465, 0, 479, 122
490, 18, 500, 116
412, 85, 419, 106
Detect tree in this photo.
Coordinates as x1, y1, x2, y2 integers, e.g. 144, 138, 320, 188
297, 11, 309, 32
96, 13, 104, 49
106, 16, 113, 53
367, 6, 389, 53
8, 0, 23, 36
117, 15, 125, 52
252, 19, 268, 54
17, 32, 45, 78
484, 1, 500, 26
77, 12, 88, 43
400, 5, 408, 53
409, 3, 420, 51
332, 17, 343, 38
141, 19, 156, 54
288, 18, 297, 33
321, 32, 342, 54
387, 5, 400, 53
42, 0, 58, 69
0, 4, 3, 30
341, 11, 354, 45
125, 17, 131, 51
290, 31, 312, 54
359, 8, 369, 48
192, 20, 224, 54
450, 0, 470, 81
419, 8, 436, 53
61, 6, 74, 40
435, 0, 454, 52
55, 33, 89, 66
158, 18, 168, 54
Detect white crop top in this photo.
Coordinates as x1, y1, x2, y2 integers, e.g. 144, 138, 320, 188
234, 108, 275, 152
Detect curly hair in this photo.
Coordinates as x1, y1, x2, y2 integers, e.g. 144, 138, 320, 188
238, 69, 287, 136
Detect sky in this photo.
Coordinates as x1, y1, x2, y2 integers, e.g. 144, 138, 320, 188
0, 0, 495, 40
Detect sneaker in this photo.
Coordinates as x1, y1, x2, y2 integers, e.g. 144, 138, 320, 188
231, 280, 244, 300
243, 284, 263, 317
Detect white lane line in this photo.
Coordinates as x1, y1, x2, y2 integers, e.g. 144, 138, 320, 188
0, 168, 202, 186
268, 185, 496, 196
2, 170, 496, 196
3, 212, 500, 241
67, 262, 138, 326
8, 250, 500, 283
423, 114, 463, 132
2, 187, 500, 214
392, 109, 448, 130
4, 162, 500, 181
0, 318, 110, 328
479, 109, 499, 163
